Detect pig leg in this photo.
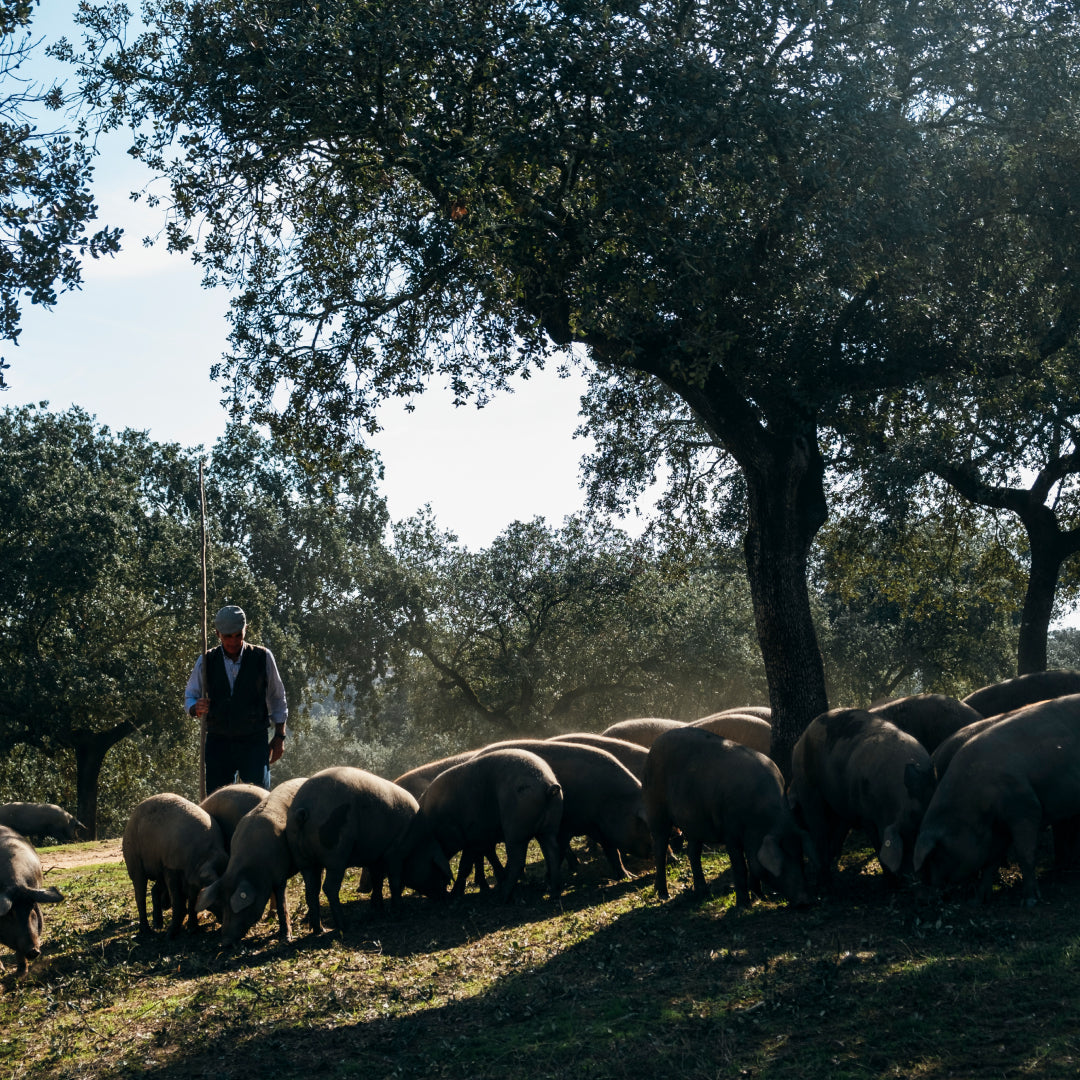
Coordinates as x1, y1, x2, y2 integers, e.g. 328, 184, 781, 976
130, 867, 153, 934
1008, 812, 1045, 906
688, 838, 710, 898
537, 833, 563, 899
650, 811, 675, 899
452, 850, 474, 897
726, 841, 752, 907
322, 865, 348, 930
596, 835, 630, 880
367, 866, 387, 911
497, 840, 529, 903
272, 881, 292, 942
301, 865, 325, 933
163, 869, 187, 938
150, 879, 169, 930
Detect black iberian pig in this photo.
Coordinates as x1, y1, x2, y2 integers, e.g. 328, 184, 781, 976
416, 748, 563, 902
0, 826, 63, 976
122, 793, 227, 937
287, 766, 451, 932
788, 708, 936, 883
196, 777, 306, 946
914, 694, 1080, 904
643, 727, 812, 906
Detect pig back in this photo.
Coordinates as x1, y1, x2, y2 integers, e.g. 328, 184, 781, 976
869, 694, 983, 753
200, 784, 268, 849
599, 717, 686, 748
691, 713, 772, 756
287, 766, 419, 870
547, 733, 649, 780
963, 670, 1080, 719
122, 793, 225, 878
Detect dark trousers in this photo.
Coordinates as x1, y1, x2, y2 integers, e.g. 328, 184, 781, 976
205, 731, 271, 794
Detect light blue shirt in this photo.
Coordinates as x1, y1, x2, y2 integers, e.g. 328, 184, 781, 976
184, 647, 288, 729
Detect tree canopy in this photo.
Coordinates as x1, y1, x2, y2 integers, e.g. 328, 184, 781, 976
0, 406, 392, 835
0, 1, 120, 365
71, 0, 1080, 772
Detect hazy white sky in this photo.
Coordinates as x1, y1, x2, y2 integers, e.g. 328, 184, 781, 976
4, 5, 606, 549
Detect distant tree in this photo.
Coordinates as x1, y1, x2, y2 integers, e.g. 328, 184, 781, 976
71, 0, 1080, 774
0, 405, 205, 834
0, 407, 392, 836
375, 514, 763, 752
0, 1, 120, 366
814, 483, 1024, 705
837, 340, 1080, 677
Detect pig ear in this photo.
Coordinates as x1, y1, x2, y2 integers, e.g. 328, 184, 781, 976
230, 878, 257, 914
25, 886, 63, 905
196, 879, 220, 913
0, 890, 11, 917
757, 835, 784, 878
913, 828, 939, 873
879, 824, 904, 875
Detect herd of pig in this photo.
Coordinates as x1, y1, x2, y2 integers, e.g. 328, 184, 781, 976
4, 668, 1080, 978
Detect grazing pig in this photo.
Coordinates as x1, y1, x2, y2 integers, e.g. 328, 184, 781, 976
691, 713, 773, 756
417, 749, 564, 902
196, 777, 306, 946
868, 693, 984, 754
914, 694, 1080, 904
122, 794, 228, 937
200, 784, 268, 851
477, 739, 653, 879
788, 708, 936, 882
547, 733, 649, 781
962, 669, 1080, 719
0, 826, 63, 976
287, 767, 451, 933
600, 717, 686, 748
391, 752, 503, 890
644, 727, 812, 906
0, 803, 86, 845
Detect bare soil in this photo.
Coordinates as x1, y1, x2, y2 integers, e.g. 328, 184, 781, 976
37, 838, 124, 872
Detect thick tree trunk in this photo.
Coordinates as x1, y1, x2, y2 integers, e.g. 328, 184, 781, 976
70, 723, 136, 839
1017, 528, 1072, 676
742, 431, 831, 780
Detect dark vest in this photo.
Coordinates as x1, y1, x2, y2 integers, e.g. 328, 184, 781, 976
205, 644, 269, 737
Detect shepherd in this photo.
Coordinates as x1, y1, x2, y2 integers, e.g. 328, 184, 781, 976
184, 605, 288, 795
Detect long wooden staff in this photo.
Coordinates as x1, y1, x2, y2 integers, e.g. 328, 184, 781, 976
199, 459, 209, 801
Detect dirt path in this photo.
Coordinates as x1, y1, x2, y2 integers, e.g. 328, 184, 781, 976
38, 839, 124, 871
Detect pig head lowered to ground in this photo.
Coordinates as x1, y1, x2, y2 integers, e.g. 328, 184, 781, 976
643, 726, 812, 906
0, 826, 63, 976
122, 793, 228, 938
789, 708, 936, 883
197, 777, 306, 946
914, 693, 1080, 904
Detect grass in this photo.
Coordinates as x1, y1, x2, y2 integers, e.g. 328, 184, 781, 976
4, 842, 1080, 1079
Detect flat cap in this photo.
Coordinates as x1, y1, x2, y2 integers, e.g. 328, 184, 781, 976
213, 605, 247, 634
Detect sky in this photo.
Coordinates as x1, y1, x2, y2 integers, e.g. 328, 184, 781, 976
3, 5, 610, 550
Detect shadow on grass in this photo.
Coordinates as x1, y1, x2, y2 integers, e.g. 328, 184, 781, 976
14, 845, 1080, 1080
